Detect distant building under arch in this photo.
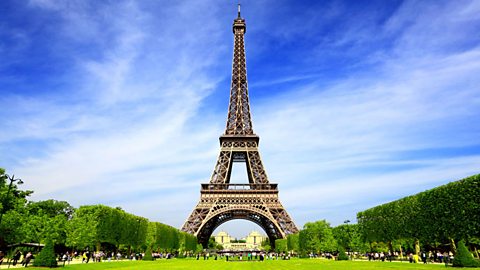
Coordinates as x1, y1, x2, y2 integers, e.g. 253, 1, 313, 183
214, 231, 267, 251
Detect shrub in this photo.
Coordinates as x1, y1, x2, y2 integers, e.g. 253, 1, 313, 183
33, 239, 58, 268
452, 240, 479, 268
143, 245, 153, 261
337, 246, 349, 260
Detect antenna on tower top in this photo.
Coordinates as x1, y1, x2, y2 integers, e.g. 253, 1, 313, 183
237, 3, 241, 18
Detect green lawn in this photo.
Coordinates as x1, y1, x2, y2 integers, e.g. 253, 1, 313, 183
26, 259, 477, 270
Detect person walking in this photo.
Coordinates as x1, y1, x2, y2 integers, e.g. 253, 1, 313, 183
23, 252, 33, 267
0, 251, 4, 266
422, 252, 427, 264
13, 250, 22, 266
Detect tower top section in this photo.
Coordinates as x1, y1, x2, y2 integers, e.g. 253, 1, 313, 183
225, 4, 253, 136
233, 4, 246, 33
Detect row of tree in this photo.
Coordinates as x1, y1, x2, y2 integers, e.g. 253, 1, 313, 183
273, 220, 341, 254
2, 168, 479, 260
66, 205, 197, 252
0, 168, 197, 253
357, 174, 479, 256
272, 174, 479, 259
276, 220, 367, 256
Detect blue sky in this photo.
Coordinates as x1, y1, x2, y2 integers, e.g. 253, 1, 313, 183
1, 0, 480, 238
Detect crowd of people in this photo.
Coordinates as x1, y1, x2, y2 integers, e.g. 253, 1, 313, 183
365, 251, 454, 264
0, 250, 34, 267
194, 251, 292, 261
0, 247, 460, 267
0, 248, 180, 268
296, 249, 457, 265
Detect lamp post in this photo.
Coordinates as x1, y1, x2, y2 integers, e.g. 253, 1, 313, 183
0, 174, 24, 226
344, 220, 352, 259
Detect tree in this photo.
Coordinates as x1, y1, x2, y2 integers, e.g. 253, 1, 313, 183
261, 239, 271, 252
21, 200, 74, 245
0, 168, 33, 248
143, 245, 153, 261
146, 222, 157, 250
337, 245, 349, 260
299, 220, 337, 255
33, 239, 57, 267
150, 222, 183, 252
208, 237, 217, 250
275, 239, 287, 253
66, 205, 149, 251
287, 233, 299, 253
333, 223, 368, 254
177, 231, 197, 253
182, 232, 198, 252
27, 199, 74, 219
66, 206, 99, 249
452, 240, 479, 268
333, 224, 351, 250
357, 174, 480, 255
0, 171, 197, 255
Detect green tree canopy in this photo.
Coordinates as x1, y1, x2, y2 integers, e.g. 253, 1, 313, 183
0, 168, 33, 247
275, 238, 288, 253
287, 233, 299, 252
357, 174, 480, 254
299, 220, 337, 255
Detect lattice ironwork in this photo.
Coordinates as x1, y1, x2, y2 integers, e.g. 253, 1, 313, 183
182, 6, 298, 247
247, 151, 269, 184
210, 151, 232, 184
225, 10, 253, 136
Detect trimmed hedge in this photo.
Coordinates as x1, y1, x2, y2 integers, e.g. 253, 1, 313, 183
143, 245, 153, 261
357, 174, 480, 249
453, 240, 479, 268
337, 246, 349, 260
33, 239, 57, 268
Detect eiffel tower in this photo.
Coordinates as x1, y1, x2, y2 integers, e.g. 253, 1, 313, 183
182, 5, 298, 247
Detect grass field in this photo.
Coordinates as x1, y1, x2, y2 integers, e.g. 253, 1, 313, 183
25, 259, 478, 270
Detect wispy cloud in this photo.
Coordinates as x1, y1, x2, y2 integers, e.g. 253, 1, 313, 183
250, 0, 480, 229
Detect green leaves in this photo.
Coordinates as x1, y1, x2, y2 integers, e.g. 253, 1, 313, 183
299, 220, 337, 255
275, 238, 288, 253
66, 206, 98, 249
154, 222, 180, 251
1, 168, 198, 253
64, 205, 197, 252
332, 223, 368, 253
287, 233, 299, 252
357, 174, 480, 251
452, 240, 480, 267
1, 170, 68, 246
66, 205, 150, 249
32, 239, 57, 267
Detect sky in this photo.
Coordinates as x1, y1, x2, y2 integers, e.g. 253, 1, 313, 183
1, 0, 480, 239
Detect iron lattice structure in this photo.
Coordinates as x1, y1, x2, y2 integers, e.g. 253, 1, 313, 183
182, 6, 298, 247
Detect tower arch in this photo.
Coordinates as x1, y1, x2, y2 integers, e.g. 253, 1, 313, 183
196, 205, 285, 247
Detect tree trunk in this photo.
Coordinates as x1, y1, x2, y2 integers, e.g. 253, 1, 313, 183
388, 241, 394, 256
399, 245, 404, 260
450, 238, 457, 255
96, 242, 101, 252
